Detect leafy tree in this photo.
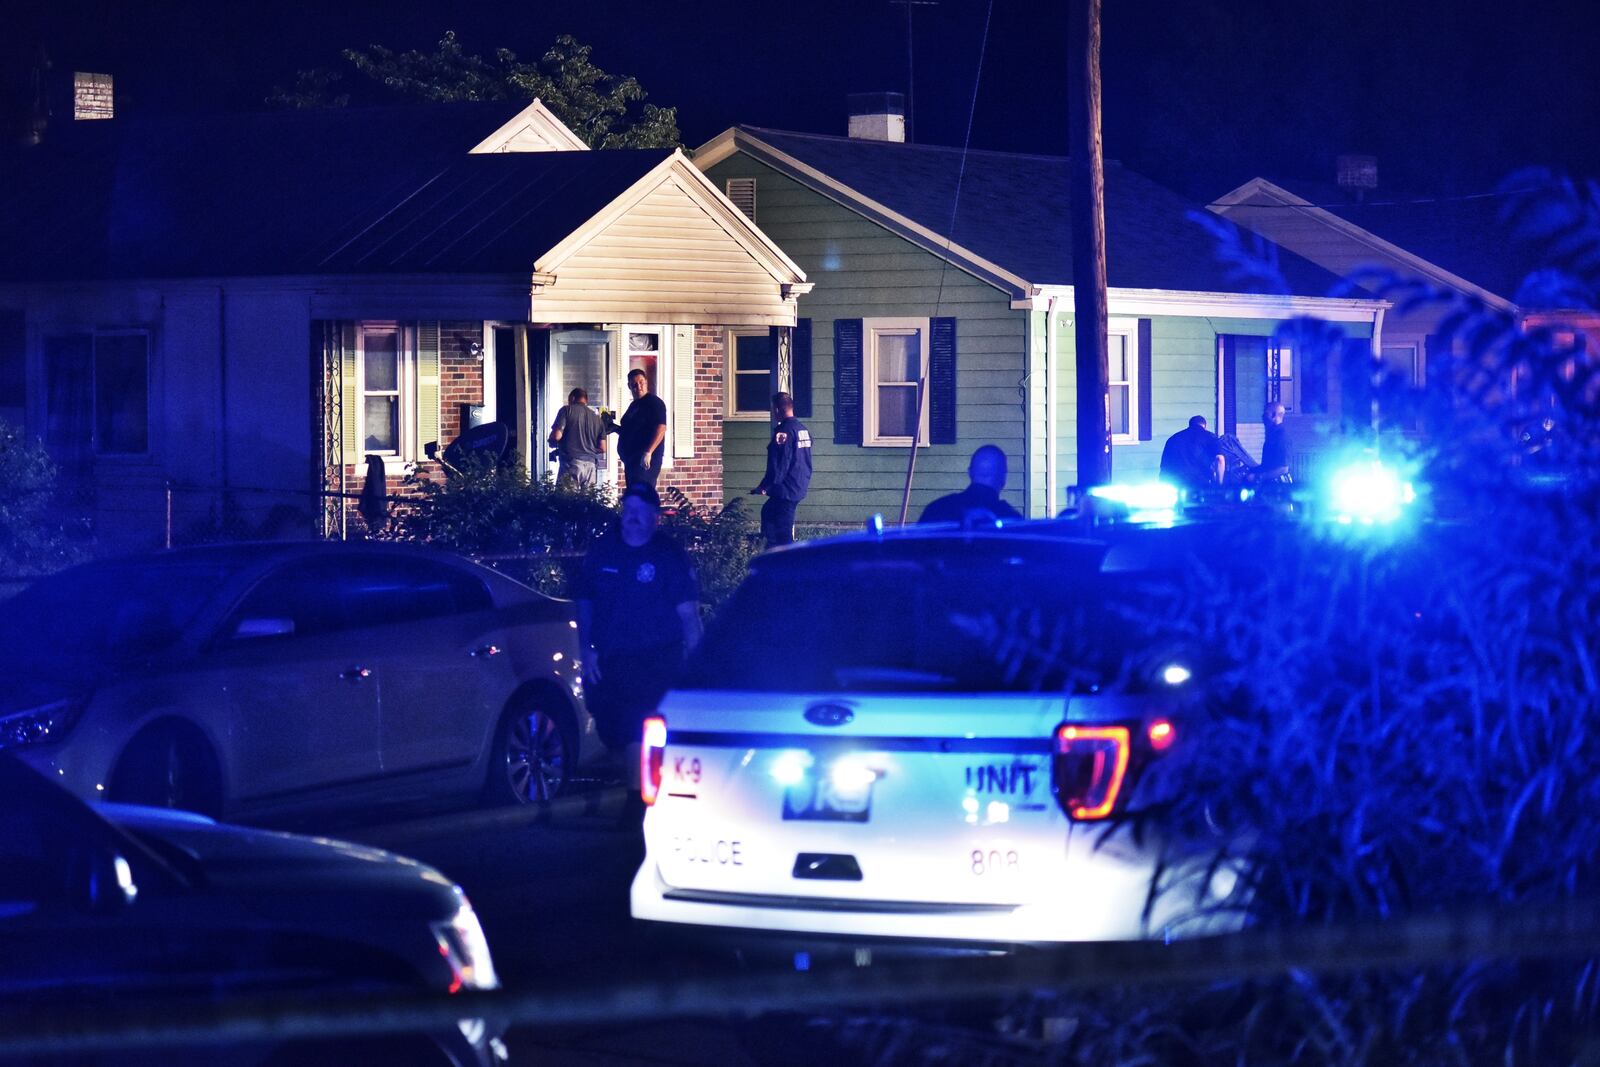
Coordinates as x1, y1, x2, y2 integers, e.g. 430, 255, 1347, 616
267, 31, 680, 149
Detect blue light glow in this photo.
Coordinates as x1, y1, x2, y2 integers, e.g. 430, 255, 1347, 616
1327, 460, 1416, 525
1089, 482, 1180, 510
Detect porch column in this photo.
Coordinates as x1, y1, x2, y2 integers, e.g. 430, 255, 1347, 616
772, 325, 792, 394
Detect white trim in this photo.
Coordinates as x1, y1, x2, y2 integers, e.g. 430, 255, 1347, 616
617, 324, 672, 470
724, 327, 773, 421
354, 321, 417, 472
1211, 177, 1517, 313
1029, 285, 1388, 323
534, 151, 806, 289
862, 316, 931, 447
469, 99, 590, 154
695, 128, 1037, 302
1107, 316, 1138, 443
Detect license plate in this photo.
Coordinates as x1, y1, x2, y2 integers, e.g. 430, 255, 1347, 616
782, 769, 873, 823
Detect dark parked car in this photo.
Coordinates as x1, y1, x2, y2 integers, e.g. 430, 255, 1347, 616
0, 541, 596, 822
0, 755, 504, 1065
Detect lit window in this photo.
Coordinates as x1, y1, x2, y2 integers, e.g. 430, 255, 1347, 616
1108, 318, 1138, 441
361, 326, 402, 453
627, 330, 661, 396
726, 329, 771, 418
1269, 343, 1295, 410
864, 318, 929, 446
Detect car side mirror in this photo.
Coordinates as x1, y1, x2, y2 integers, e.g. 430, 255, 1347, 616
233, 617, 295, 641
72, 847, 138, 916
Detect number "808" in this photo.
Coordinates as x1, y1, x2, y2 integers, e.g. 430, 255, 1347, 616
971, 849, 1019, 875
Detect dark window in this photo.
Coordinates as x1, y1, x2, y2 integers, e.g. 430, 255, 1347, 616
684, 549, 1143, 694
43, 331, 149, 462
232, 555, 492, 638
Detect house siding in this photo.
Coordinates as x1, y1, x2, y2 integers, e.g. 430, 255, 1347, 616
532, 176, 798, 326
704, 155, 1030, 525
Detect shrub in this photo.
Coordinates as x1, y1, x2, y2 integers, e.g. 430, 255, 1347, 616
390, 462, 761, 610
0, 423, 84, 578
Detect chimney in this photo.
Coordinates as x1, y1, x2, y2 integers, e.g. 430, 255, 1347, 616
73, 72, 114, 121
847, 92, 905, 143
1336, 154, 1377, 200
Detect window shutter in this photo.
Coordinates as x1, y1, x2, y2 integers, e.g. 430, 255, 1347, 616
673, 324, 696, 458
1220, 335, 1238, 435
928, 317, 958, 445
417, 322, 441, 460
1137, 318, 1153, 441
834, 319, 863, 444
340, 323, 358, 460
792, 318, 813, 418
1424, 332, 1450, 399
1341, 336, 1375, 437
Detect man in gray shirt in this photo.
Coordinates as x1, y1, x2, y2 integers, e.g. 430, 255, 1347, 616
549, 388, 606, 489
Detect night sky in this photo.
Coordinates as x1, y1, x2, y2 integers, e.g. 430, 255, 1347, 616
5, 0, 1598, 201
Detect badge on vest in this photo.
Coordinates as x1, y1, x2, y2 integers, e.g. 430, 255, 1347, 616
636, 562, 656, 584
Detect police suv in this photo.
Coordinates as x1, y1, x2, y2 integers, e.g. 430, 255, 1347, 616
630, 513, 1249, 946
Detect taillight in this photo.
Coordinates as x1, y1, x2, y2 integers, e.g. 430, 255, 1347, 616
1053, 720, 1178, 820
1147, 718, 1176, 751
1053, 724, 1131, 821
640, 716, 667, 805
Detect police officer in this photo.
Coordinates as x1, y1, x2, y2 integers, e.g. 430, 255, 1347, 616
751, 391, 812, 546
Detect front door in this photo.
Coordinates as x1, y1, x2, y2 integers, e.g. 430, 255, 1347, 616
551, 330, 613, 484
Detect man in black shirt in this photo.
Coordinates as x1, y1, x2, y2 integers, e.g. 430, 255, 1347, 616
1159, 415, 1227, 492
1254, 401, 1291, 483
918, 444, 1022, 525
617, 369, 667, 489
574, 484, 702, 753
752, 391, 812, 545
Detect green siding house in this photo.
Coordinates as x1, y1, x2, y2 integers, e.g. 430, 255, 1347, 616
696, 123, 1388, 522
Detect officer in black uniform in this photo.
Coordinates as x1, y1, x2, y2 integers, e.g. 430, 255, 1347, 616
751, 391, 812, 546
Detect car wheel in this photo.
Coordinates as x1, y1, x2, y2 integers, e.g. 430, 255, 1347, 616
487, 699, 574, 805
110, 724, 223, 817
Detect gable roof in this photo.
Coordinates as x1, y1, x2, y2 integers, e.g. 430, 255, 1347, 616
0, 103, 666, 282
469, 98, 591, 153
1213, 176, 1545, 310
695, 126, 1350, 303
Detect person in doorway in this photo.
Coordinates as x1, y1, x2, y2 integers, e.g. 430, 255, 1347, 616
1159, 415, 1227, 492
751, 391, 812, 545
574, 484, 702, 759
1253, 400, 1292, 484
918, 444, 1021, 525
617, 369, 667, 489
548, 387, 606, 490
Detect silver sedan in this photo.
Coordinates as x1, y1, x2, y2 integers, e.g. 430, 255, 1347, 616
0, 541, 596, 821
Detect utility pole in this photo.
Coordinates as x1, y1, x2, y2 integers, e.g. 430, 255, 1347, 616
1069, 0, 1111, 488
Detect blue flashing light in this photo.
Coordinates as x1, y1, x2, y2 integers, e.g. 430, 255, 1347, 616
1327, 460, 1416, 525
1161, 663, 1192, 686
866, 513, 885, 536
1088, 482, 1180, 511
794, 951, 811, 972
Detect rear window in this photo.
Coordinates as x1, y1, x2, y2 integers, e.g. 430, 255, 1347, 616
684, 553, 1149, 694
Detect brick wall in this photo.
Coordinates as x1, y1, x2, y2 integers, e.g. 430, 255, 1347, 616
439, 321, 485, 446
650, 325, 725, 510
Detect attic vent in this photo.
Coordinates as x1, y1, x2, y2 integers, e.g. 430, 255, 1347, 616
725, 178, 757, 222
